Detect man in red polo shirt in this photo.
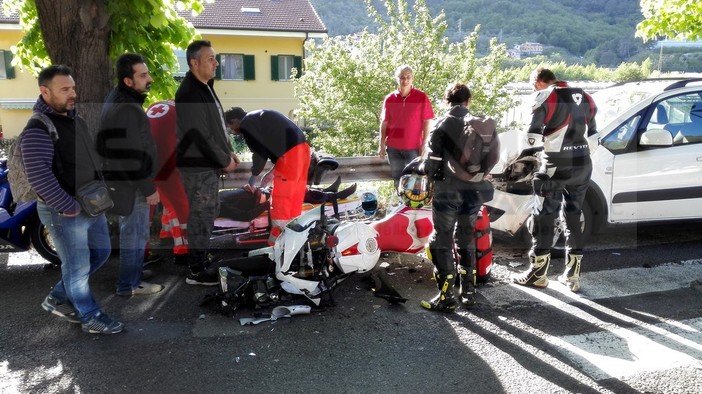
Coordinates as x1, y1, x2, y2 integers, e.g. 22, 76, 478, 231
378, 64, 435, 189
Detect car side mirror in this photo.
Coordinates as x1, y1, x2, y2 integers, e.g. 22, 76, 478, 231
639, 128, 673, 147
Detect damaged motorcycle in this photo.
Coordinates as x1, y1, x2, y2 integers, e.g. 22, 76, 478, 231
204, 196, 381, 314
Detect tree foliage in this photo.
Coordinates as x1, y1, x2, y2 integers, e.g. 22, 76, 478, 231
636, 0, 702, 42
511, 59, 653, 82
295, 0, 515, 156
311, 0, 647, 67
3, 0, 203, 106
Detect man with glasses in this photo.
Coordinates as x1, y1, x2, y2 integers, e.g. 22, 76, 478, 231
378, 65, 434, 189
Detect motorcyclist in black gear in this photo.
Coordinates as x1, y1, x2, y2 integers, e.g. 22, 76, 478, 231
417, 83, 499, 312
511, 67, 597, 292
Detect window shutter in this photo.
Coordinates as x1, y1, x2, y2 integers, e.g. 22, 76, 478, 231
3, 51, 15, 79
243, 55, 255, 80
270, 55, 279, 81
215, 54, 222, 80
293, 56, 302, 78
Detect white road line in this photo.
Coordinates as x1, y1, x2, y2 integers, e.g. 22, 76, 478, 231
448, 313, 616, 393
558, 317, 702, 380
502, 260, 702, 380
577, 259, 702, 300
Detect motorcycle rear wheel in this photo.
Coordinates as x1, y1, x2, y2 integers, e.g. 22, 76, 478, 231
30, 219, 60, 266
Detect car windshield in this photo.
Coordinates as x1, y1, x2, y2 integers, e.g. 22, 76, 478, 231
593, 79, 688, 128
600, 91, 702, 154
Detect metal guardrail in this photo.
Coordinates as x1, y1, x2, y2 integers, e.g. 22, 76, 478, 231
222, 156, 392, 188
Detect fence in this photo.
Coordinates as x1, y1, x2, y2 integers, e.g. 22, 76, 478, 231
222, 156, 392, 188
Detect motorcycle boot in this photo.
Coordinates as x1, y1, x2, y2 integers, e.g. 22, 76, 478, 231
512, 253, 551, 288
420, 272, 458, 312
457, 248, 477, 307
458, 266, 477, 307
558, 254, 582, 292
422, 247, 458, 312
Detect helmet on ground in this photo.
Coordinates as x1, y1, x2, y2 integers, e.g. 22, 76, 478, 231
398, 173, 432, 208
361, 192, 378, 216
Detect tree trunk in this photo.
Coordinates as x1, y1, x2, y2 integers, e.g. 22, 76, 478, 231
35, 0, 112, 134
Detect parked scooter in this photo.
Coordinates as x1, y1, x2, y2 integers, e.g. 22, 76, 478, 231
0, 159, 59, 266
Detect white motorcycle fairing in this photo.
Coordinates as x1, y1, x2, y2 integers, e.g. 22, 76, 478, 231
332, 221, 380, 273
271, 205, 380, 305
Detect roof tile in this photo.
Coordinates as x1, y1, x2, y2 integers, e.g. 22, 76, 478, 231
0, 0, 327, 33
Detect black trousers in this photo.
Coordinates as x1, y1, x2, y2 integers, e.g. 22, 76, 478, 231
429, 179, 482, 275
531, 155, 593, 255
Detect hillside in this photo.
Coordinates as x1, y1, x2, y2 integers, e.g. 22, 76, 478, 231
309, 0, 645, 66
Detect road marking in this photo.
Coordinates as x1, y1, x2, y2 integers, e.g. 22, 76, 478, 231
6, 251, 46, 267
576, 259, 702, 300
558, 317, 702, 380
503, 259, 702, 380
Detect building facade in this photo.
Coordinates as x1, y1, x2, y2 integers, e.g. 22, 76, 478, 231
0, 0, 327, 137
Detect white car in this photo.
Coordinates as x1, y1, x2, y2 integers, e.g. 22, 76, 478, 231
487, 77, 702, 242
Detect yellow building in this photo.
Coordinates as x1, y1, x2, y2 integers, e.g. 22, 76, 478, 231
0, 0, 327, 138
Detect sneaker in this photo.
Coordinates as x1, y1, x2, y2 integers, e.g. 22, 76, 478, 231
81, 312, 124, 334
143, 253, 162, 267
116, 281, 164, 296
185, 269, 219, 286
41, 295, 80, 324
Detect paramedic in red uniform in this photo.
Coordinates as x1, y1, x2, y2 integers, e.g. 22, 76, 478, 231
146, 100, 190, 266
224, 107, 310, 244
511, 67, 597, 293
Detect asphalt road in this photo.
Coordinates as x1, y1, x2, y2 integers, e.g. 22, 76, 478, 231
2, 221, 702, 393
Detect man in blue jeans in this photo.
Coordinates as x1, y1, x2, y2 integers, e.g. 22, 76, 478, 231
98, 53, 162, 296
22, 65, 123, 334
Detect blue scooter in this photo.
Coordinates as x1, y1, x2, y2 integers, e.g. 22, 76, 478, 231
0, 159, 59, 266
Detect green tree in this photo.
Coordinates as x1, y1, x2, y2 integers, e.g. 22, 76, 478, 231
3, 0, 203, 127
295, 0, 514, 157
636, 0, 702, 42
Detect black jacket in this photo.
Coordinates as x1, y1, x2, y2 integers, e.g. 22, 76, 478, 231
98, 85, 157, 215
422, 105, 499, 184
175, 71, 233, 172
238, 109, 307, 176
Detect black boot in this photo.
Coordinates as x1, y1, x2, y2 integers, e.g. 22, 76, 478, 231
457, 248, 477, 307
458, 266, 476, 307
420, 272, 458, 313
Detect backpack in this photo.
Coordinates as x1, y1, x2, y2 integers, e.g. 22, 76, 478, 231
446, 115, 500, 183
7, 112, 59, 202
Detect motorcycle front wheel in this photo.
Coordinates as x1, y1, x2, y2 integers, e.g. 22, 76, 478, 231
30, 219, 61, 266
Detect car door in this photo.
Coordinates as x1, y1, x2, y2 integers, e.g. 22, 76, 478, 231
607, 93, 702, 222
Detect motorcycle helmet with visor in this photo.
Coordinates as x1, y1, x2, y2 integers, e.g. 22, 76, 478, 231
398, 173, 432, 208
